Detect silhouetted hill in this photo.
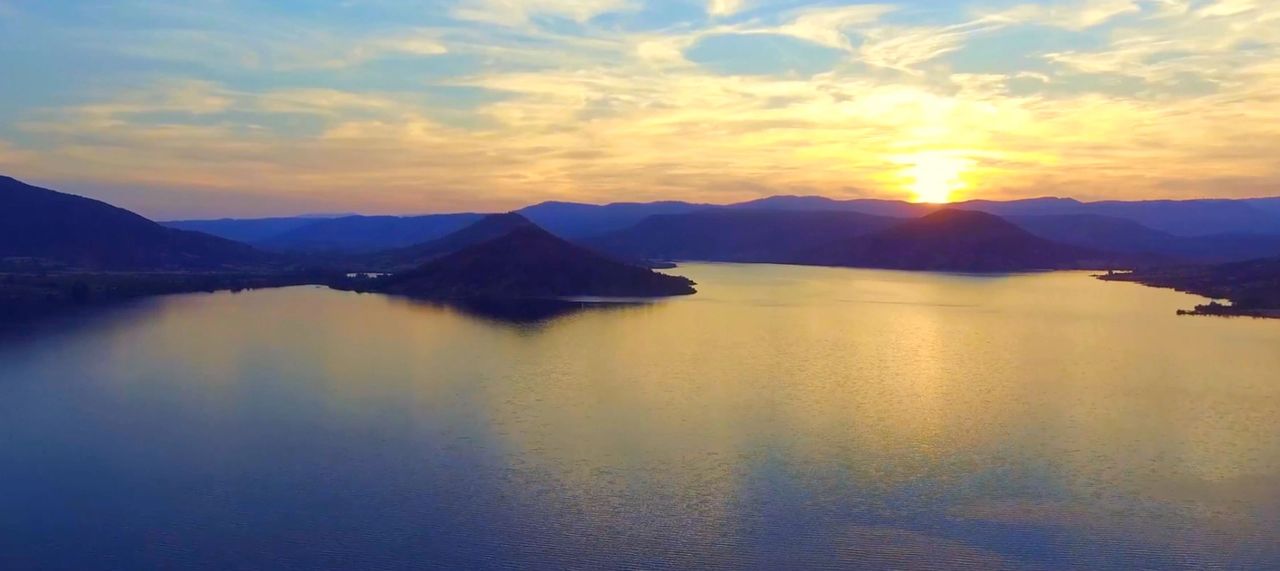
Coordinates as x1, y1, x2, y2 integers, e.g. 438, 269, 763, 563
1010, 214, 1280, 263
804, 209, 1105, 272
518, 200, 708, 238
727, 195, 1280, 237
0, 176, 266, 270
374, 223, 696, 299
1083, 199, 1280, 236
588, 209, 901, 263
1009, 214, 1173, 255
957, 197, 1280, 235
257, 213, 484, 253
727, 195, 1089, 218
364, 212, 534, 271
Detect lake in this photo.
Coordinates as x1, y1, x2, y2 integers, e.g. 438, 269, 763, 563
2, 263, 1278, 570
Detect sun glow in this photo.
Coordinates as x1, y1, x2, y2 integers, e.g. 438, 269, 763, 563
900, 153, 972, 204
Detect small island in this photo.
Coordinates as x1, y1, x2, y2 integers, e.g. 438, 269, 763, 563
345, 215, 697, 300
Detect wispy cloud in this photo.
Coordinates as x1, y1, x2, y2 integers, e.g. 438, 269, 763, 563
451, 0, 635, 26
773, 4, 898, 51
707, 0, 746, 17
989, 0, 1141, 30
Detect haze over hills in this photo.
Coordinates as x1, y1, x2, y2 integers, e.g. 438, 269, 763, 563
0, 176, 267, 270
515, 200, 711, 238
585, 209, 1280, 266
254, 213, 486, 254
366, 217, 696, 299
803, 209, 1106, 272
164, 193, 1280, 261
1249, 198, 1280, 214
162, 203, 712, 246
588, 210, 902, 264
726, 195, 1280, 236
165, 216, 342, 243
1006, 214, 1280, 263
362, 212, 533, 271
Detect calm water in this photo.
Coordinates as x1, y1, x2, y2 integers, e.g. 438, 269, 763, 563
2, 264, 1279, 570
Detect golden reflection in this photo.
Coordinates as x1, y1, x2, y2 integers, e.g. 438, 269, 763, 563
470, 264, 1280, 560
79, 266, 1280, 566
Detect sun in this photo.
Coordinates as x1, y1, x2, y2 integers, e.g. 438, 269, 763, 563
900, 153, 972, 204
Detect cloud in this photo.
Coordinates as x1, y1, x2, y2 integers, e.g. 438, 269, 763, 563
451, 0, 633, 26
707, 0, 745, 17
76, 8, 447, 71
990, 0, 1141, 30
1195, 0, 1259, 18
859, 21, 998, 72
774, 4, 898, 51
0, 139, 34, 167
345, 30, 449, 63
2, 0, 1279, 216
1040, 0, 1279, 85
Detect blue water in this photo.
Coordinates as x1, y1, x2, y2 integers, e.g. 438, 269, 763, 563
2, 264, 1278, 570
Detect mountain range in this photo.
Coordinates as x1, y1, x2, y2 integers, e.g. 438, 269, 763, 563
5, 173, 1280, 309
162, 194, 1280, 265
724, 195, 1280, 236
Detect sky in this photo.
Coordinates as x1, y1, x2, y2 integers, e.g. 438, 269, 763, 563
0, 0, 1277, 218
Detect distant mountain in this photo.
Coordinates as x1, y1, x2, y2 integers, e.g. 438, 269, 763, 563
959, 198, 1280, 236
159, 193, 1280, 260
803, 209, 1105, 272
726, 195, 1091, 219
588, 209, 901, 263
163, 216, 335, 243
363, 212, 532, 271
518, 200, 709, 238
0, 176, 266, 270
1008, 214, 1280, 263
728, 195, 928, 218
1247, 197, 1280, 214
257, 214, 485, 253
581, 207, 1279, 268
959, 197, 1091, 217
372, 220, 696, 299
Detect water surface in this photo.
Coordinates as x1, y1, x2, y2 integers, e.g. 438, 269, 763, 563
2, 264, 1278, 570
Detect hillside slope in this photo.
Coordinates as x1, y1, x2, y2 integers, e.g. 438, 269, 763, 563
0, 176, 266, 270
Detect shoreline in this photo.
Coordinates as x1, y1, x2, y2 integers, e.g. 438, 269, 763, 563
1097, 272, 1280, 319
0, 270, 343, 327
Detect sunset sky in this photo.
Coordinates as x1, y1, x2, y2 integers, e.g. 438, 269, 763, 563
0, 0, 1277, 218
